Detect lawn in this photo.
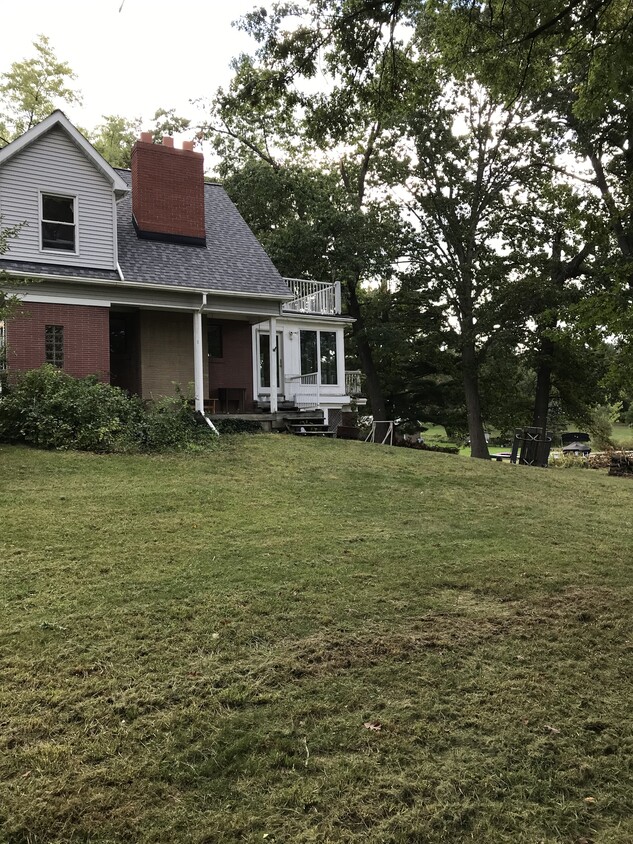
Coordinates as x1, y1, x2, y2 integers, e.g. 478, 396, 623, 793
1, 436, 633, 843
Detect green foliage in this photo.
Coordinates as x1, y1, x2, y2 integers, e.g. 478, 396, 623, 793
89, 114, 141, 168
0, 217, 25, 321
548, 452, 590, 469
0, 34, 80, 145
89, 108, 193, 169
0, 366, 217, 453
587, 402, 621, 451
213, 417, 263, 434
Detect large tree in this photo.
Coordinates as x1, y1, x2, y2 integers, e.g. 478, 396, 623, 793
203, 2, 416, 422
0, 35, 80, 146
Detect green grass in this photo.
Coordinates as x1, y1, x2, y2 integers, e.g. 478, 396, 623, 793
2, 436, 633, 843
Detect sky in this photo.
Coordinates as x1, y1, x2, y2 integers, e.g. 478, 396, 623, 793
2, 0, 270, 132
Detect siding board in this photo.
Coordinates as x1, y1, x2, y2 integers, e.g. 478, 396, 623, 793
0, 127, 116, 269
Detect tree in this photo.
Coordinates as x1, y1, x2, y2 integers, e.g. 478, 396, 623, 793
0, 35, 80, 145
0, 220, 24, 320
90, 114, 141, 169
89, 108, 192, 168
203, 2, 417, 423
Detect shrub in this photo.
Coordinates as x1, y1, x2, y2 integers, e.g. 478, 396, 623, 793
0, 366, 218, 453
548, 452, 590, 469
0, 366, 141, 451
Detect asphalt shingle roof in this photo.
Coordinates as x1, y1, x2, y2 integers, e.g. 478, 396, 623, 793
0, 170, 291, 300
0, 259, 120, 281
115, 170, 291, 298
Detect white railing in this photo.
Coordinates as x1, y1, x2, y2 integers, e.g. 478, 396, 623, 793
345, 370, 362, 396
283, 279, 341, 315
285, 372, 320, 409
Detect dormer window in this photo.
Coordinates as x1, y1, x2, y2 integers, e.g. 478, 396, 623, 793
40, 193, 76, 252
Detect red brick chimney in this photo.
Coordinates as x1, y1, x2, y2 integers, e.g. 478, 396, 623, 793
131, 136, 206, 246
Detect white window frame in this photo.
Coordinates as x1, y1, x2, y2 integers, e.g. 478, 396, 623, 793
39, 191, 79, 255
300, 328, 341, 387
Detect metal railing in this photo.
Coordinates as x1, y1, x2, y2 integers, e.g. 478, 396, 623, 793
283, 279, 341, 315
345, 370, 362, 396
285, 372, 320, 409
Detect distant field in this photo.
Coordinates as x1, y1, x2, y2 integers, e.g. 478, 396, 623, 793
423, 422, 633, 456
2, 437, 633, 843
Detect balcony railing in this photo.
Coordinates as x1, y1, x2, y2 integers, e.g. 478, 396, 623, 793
285, 372, 320, 409
283, 278, 341, 315
345, 370, 362, 397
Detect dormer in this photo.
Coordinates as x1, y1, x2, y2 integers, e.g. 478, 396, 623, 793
0, 110, 129, 271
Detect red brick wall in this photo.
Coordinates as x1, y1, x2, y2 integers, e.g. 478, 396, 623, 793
208, 319, 254, 409
132, 140, 205, 241
6, 302, 110, 380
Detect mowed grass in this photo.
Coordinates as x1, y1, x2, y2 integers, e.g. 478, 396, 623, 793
1, 437, 633, 844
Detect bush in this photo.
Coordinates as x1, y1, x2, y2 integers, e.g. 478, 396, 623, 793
0, 366, 218, 453
548, 453, 590, 469
0, 366, 140, 451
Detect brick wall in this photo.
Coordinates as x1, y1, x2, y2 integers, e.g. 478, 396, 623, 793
131, 139, 205, 242
208, 319, 254, 409
139, 310, 209, 400
6, 302, 110, 379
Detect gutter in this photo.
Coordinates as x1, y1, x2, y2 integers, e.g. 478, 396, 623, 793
0, 269, 294, 301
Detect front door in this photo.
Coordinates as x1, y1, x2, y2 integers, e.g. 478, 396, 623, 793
109, 311, 140, 395
258, 331, 283, 394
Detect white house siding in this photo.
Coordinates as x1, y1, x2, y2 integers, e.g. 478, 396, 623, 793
252, 317, 351, 412
0, 127, 116, 270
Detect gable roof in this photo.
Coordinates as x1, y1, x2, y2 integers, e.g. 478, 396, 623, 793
0, 110, 129, 197
115, 170, 292, 298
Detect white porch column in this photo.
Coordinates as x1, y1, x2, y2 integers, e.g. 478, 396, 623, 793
269, 316, 278, 413
193, 311, 204, 413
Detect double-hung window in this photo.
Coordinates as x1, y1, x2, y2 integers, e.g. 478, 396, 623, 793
41, 193, 76, 252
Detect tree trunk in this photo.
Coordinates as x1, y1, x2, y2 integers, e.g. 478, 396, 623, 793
346, 278, 388, 421
532, 334, 554, 430
462, 339, 490, 459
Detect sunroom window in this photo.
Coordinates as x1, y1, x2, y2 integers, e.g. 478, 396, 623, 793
300, 330, 339, 385
41, 193, 76, 252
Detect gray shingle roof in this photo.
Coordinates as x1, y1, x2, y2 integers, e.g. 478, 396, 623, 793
0, 259, 120, 281
0, 170, 292, 300
115, 170, 291, 298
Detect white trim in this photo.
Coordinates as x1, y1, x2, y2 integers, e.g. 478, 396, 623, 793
0, 110, 129, 195
0, 269, 293, 300
16, 292, 111, 307
299, 327, 341, 387
193, 311, 204, 413
269, 317, 278, 413
39, 190, 79, 256
112, 194, 119, 270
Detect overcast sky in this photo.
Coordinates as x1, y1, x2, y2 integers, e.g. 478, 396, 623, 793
3, 0, 270, 132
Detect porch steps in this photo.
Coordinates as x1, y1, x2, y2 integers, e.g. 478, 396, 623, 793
283, 412, 335, 438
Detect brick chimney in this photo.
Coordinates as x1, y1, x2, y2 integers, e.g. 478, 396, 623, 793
131, 135, 206, 246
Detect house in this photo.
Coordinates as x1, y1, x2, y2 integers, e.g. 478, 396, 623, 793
0, 111, 361, 428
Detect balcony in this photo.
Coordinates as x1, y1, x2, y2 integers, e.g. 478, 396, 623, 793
283, 278, 341, 315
